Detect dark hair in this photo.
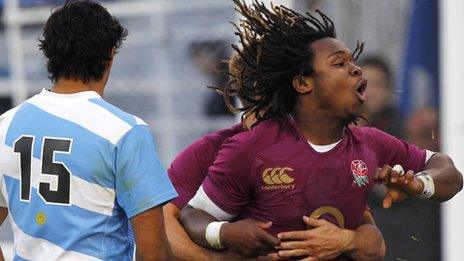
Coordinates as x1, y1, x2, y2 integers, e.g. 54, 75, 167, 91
226, 52, 253, 107
39, 0, 127, 83
220, 0, 363, 126
359, 55, 392, 87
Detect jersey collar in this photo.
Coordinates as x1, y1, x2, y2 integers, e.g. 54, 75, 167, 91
286, 113, 347, 154
36, 88, 102, 102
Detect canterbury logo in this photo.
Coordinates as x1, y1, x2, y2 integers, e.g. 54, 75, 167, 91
262, 167, 294, 185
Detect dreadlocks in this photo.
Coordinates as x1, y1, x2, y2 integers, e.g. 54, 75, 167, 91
222, 0, 363, 126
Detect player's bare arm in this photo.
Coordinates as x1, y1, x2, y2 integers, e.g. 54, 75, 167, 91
0, 207, 7, 261
131, 206, 172, 261
277, 210, 385, 261
421, 153, 463, 200
163, 203, 212, 260
167, 204, 280, 261
180, 205, 280, 258
342, 210, 385, 261
164, 203, 247, 261
375, 152, 462, 208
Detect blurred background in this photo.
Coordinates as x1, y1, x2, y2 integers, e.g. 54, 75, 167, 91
0, 0, 462, 260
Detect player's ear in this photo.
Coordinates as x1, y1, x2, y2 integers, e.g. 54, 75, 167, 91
292, 76, 313, 94
105, 48, 116, 69
106, 47, 116, 64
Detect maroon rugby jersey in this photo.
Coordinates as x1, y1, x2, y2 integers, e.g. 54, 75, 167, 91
168, 123, 244, 208
202, 116, 425, 259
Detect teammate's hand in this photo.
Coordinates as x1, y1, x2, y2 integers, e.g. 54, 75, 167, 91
374, 165, 424, 208
211, 250, 281, 261
220, 219, 280, 258
276, 216, 354, 260
247, 253, 281, 261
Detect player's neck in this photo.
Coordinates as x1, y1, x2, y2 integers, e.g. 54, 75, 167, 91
51, 78, 105, 97
293, 107, 345, 145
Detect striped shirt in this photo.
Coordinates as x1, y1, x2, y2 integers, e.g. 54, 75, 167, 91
0, 89, 177, 260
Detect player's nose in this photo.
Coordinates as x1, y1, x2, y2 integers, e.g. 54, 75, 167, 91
350, 64, 362, 77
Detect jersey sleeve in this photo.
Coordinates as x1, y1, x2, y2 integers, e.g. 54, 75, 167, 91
200, 137, 254, 216
368, 128, 426, 173
168, 139, 215, 209
115, 125, 178, 218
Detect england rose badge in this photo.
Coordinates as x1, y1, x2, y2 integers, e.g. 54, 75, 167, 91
351, 159, 369, 187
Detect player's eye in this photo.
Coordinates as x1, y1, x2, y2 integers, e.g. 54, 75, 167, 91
333, 61, 345, 67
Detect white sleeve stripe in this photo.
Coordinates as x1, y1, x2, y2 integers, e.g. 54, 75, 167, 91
425, 150, 435, 164
188, 186, 235, 221
135, 116, 147, 126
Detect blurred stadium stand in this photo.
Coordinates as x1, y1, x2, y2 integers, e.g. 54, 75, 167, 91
0, 0, 414, 167
0, 0, 238, 164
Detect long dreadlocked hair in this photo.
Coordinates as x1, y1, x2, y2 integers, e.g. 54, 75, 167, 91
219, 0, 364, 127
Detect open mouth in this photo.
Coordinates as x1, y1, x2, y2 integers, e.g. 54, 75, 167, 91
355, 78, 368, 102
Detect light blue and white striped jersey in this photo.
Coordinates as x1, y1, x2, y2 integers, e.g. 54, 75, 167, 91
0, 89, 178, 260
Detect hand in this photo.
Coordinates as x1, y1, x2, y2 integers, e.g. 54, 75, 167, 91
276, 216, 354, 260
374, 165, 424, 208
220, 219, 280, 258
211, 251, 281, 261
248, 253, 281, 261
